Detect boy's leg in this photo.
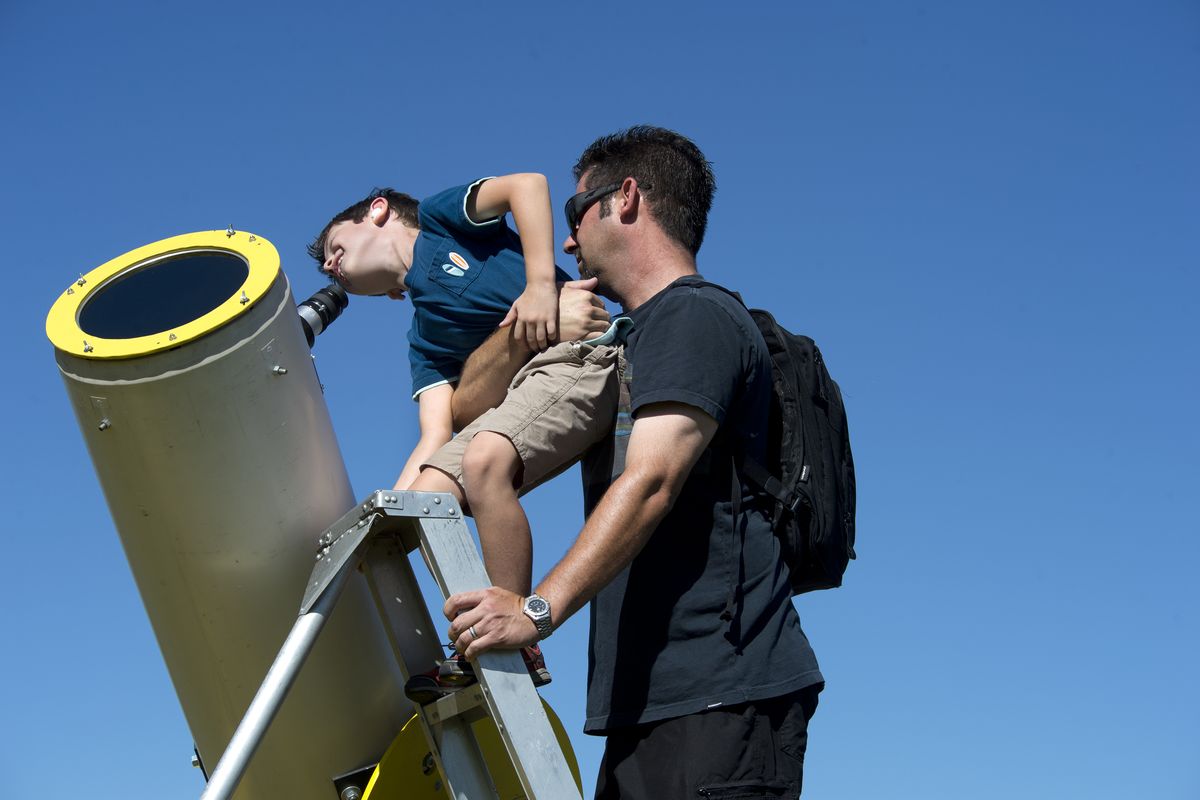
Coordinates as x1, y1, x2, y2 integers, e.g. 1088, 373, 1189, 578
460, 431, 530, 596
421, 341, 621, 590
408, 462, 466, 504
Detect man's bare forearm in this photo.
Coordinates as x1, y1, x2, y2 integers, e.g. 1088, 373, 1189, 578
536, 463, 675, 624
451, 326, 531, 431
452, 278, 610, 430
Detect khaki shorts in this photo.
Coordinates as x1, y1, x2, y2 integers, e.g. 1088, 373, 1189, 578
423, 341, 621, 495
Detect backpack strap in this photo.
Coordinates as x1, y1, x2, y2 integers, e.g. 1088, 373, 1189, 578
738, 454, 806, 522
721, 460, 745, 627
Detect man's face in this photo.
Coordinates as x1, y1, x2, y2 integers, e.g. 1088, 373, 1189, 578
322, 213, 407, 299
562, 174, 617, 286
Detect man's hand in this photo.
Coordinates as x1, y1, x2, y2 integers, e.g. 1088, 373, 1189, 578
445, 587, 540, 659
451, 277, 609, 430
556, 277, 610, 342
500, 281, 559, 351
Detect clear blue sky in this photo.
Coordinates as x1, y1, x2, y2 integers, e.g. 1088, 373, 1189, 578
3, 1, 1197, 797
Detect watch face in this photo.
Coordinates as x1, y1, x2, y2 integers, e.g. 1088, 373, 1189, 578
527, 597, 548, 615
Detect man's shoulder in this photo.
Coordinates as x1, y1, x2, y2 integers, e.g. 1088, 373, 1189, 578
647, 276, 759, 339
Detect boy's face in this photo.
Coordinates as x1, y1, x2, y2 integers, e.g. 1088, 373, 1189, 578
321, 213, 408, 299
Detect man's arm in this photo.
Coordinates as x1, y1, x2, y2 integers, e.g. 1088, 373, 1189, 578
469, 174, 559, 351
443, 402, 718, 656
450, 277, 610, 430
393, 384, 454, 489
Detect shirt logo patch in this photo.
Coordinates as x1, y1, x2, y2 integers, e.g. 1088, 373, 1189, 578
442, 251, 471, 277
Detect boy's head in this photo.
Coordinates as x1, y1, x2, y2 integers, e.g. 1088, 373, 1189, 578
572, 126, 716, 256
307, 189, 420, 297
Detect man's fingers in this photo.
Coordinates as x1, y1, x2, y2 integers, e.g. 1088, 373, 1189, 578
560, 277, 599, 292
444, 590, 485, 622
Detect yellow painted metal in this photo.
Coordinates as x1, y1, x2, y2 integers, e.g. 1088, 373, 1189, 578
362, 700, 582, 800
45, 229, 278, 359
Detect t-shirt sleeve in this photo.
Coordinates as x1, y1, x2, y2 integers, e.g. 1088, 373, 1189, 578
417, 178, 504, 239
407, 333, 461, 400
629, 290, 754, 424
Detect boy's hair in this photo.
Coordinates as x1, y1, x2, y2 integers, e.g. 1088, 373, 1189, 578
307, 188, 420, 271
573, 126, 716, 256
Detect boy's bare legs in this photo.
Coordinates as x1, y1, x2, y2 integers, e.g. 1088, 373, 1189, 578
459, 431, 531, 597
404, 432, 549, 703
407, 433, 530, 596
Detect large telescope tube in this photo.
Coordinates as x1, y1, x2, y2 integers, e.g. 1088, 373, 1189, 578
46, 231, 408, 799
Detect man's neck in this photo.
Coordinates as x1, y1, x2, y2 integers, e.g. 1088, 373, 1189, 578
617, 244, 698, 311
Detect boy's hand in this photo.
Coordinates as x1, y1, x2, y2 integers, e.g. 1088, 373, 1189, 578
500, 281, 559, 351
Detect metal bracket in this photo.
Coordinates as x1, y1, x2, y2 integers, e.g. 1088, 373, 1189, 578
300, 490, 462, 614
424, 685, 489, 727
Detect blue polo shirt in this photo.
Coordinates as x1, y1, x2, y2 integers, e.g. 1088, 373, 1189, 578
405, 179, 573, 398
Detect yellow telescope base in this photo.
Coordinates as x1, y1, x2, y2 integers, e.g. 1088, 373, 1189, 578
362, 699, 582, 800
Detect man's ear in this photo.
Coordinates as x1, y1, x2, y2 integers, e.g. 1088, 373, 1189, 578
616, 177, 642, 222
369, 197, 390, 225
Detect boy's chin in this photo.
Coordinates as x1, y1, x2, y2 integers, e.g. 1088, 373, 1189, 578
385, 288, 407, 300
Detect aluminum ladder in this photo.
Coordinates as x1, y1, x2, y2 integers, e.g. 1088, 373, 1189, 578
197, 489, 582, 800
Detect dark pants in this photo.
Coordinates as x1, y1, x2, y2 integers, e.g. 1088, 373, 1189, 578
594, 684, 822, 799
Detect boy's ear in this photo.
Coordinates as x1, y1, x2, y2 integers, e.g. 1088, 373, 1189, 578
369, 197, 389, 225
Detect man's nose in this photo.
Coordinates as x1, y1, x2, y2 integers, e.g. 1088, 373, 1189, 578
562, 233, 577, 254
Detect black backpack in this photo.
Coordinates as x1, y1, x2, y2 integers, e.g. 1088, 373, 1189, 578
738, 309, 857, 594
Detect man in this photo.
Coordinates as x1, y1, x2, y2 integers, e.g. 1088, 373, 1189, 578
444, 126, 824, 797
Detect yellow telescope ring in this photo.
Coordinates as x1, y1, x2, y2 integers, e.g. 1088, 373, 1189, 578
45, 229, 279, 359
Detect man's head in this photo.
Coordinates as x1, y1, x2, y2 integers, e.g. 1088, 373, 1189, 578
307, 189, 419, 298
570, 126, 715, 256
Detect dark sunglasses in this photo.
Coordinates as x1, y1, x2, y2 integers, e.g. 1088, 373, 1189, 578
564, 183, 623, 232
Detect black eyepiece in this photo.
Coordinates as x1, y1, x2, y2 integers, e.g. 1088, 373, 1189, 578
297, 283, 349, 347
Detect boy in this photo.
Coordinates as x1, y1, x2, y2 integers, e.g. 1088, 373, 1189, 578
309, 175, 623, 702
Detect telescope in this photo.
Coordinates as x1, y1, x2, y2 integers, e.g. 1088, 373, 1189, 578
45, 230, 409, 798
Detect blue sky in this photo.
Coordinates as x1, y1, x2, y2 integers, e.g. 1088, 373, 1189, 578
3, 1, 1198, 797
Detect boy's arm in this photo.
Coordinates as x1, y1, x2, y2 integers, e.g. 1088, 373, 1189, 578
468, 174, 559, 352
393, 384, 455, 489
451, 278, 610, 430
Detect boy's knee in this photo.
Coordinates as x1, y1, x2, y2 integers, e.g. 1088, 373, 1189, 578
461, 432, 522, 490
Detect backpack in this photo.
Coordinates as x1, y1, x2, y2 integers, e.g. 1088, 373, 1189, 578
738, 309, 857, 594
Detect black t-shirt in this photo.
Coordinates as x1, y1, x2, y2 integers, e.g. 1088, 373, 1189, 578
581, 275, 823, 734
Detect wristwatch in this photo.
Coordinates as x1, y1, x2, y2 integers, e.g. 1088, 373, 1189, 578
522, 593, 553, 640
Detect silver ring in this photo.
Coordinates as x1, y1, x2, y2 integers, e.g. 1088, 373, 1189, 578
468, 626, 478, 640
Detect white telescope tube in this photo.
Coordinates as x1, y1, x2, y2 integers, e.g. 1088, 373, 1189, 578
46, 231, 409, 799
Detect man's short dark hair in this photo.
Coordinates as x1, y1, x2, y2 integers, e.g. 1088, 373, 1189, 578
306, 188, 419, 271
573, 126, 716, 256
